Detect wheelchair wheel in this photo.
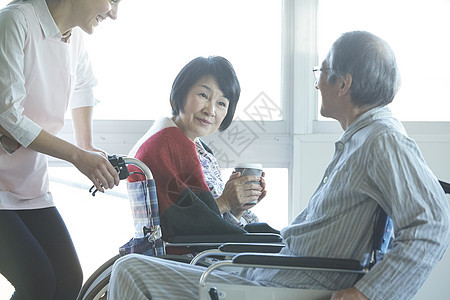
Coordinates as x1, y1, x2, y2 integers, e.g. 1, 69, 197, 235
77, 254, 120, 300
77, 253, 202, 300
83, 274, 111, 300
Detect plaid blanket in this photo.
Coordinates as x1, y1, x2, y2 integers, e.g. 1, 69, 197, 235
127, 179, 160, 238
119, 179, 164, 256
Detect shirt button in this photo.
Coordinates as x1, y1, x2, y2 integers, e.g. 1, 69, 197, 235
323, 176, 328, 184
337, 142, 344, 150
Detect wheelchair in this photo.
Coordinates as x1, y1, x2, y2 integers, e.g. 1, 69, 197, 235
77, 155, 282, 300
78, 156, 449, 300
195, 180, 450, 300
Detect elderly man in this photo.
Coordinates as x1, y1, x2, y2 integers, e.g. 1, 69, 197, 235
108, 31, 450, 300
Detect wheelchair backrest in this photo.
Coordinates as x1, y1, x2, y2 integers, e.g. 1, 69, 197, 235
370, 207, 393, 267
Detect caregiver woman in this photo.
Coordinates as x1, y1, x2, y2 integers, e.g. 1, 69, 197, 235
0, 0, 121, 299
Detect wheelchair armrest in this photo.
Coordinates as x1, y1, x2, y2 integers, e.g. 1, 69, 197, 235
232, 253, 365, 271
218, 243, 284, 253
199, 254, 367, 289
190, 242, 285, 265
439, 180, 450, 194
166, 233, 282, 244
243, 222, 280, 234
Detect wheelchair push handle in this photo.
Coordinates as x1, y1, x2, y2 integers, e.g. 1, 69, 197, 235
89, 154, 153, 196
106, 154, 129, 180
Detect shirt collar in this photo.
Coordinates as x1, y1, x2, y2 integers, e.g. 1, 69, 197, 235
32, 0, 62, 39
339, 106, 392, 143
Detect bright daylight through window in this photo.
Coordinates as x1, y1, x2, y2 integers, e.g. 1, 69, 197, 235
317, 0, 450, 121
85, 0, 282, 121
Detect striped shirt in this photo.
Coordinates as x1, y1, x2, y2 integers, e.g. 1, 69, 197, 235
249, 106, 450, 299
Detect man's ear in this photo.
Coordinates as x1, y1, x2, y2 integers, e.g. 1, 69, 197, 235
338, 73, 352, 97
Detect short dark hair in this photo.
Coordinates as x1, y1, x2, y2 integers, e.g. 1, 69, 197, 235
325, 31, 400, 107
170, 56, 241, 132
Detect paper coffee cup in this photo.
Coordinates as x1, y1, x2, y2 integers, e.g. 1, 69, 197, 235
234, 163, 263, 178
234, 163, 263, 205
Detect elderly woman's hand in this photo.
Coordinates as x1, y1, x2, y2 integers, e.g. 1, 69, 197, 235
216, 171, 266, 217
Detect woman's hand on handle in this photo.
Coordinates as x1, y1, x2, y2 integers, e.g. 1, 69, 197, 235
73, 150, 120, 193
27, 129, 120, 193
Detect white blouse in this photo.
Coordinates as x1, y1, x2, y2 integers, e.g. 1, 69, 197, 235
0, 0, 97, 209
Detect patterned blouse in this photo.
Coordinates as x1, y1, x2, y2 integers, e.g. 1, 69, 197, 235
195, 139, 259, 226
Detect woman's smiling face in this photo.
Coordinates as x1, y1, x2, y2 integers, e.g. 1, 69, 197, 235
75, 0, 120, 34
173, 75, 229, 141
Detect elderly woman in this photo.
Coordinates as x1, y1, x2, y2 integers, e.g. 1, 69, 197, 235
128, 56, 266, 239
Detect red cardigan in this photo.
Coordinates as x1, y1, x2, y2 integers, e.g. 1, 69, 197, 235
128, 124, 244, 240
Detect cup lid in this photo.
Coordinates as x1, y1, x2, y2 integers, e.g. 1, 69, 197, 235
234, 163, 263, 170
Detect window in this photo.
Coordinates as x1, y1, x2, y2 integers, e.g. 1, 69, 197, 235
86, 0, 282, 121
317, 0, 450, 122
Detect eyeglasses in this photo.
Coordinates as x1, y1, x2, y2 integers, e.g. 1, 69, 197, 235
312, 67, 331, 80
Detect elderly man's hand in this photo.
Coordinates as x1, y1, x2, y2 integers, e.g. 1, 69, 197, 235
330, 287, 368, 300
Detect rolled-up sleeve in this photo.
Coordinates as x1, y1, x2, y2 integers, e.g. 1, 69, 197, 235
0, 8, 42, 148
70, 30, 98, 109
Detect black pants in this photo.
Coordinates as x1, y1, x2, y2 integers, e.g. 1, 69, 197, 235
0, 207, 83, 300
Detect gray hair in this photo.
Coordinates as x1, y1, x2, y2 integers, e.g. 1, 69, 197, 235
325, 31, 400, 107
